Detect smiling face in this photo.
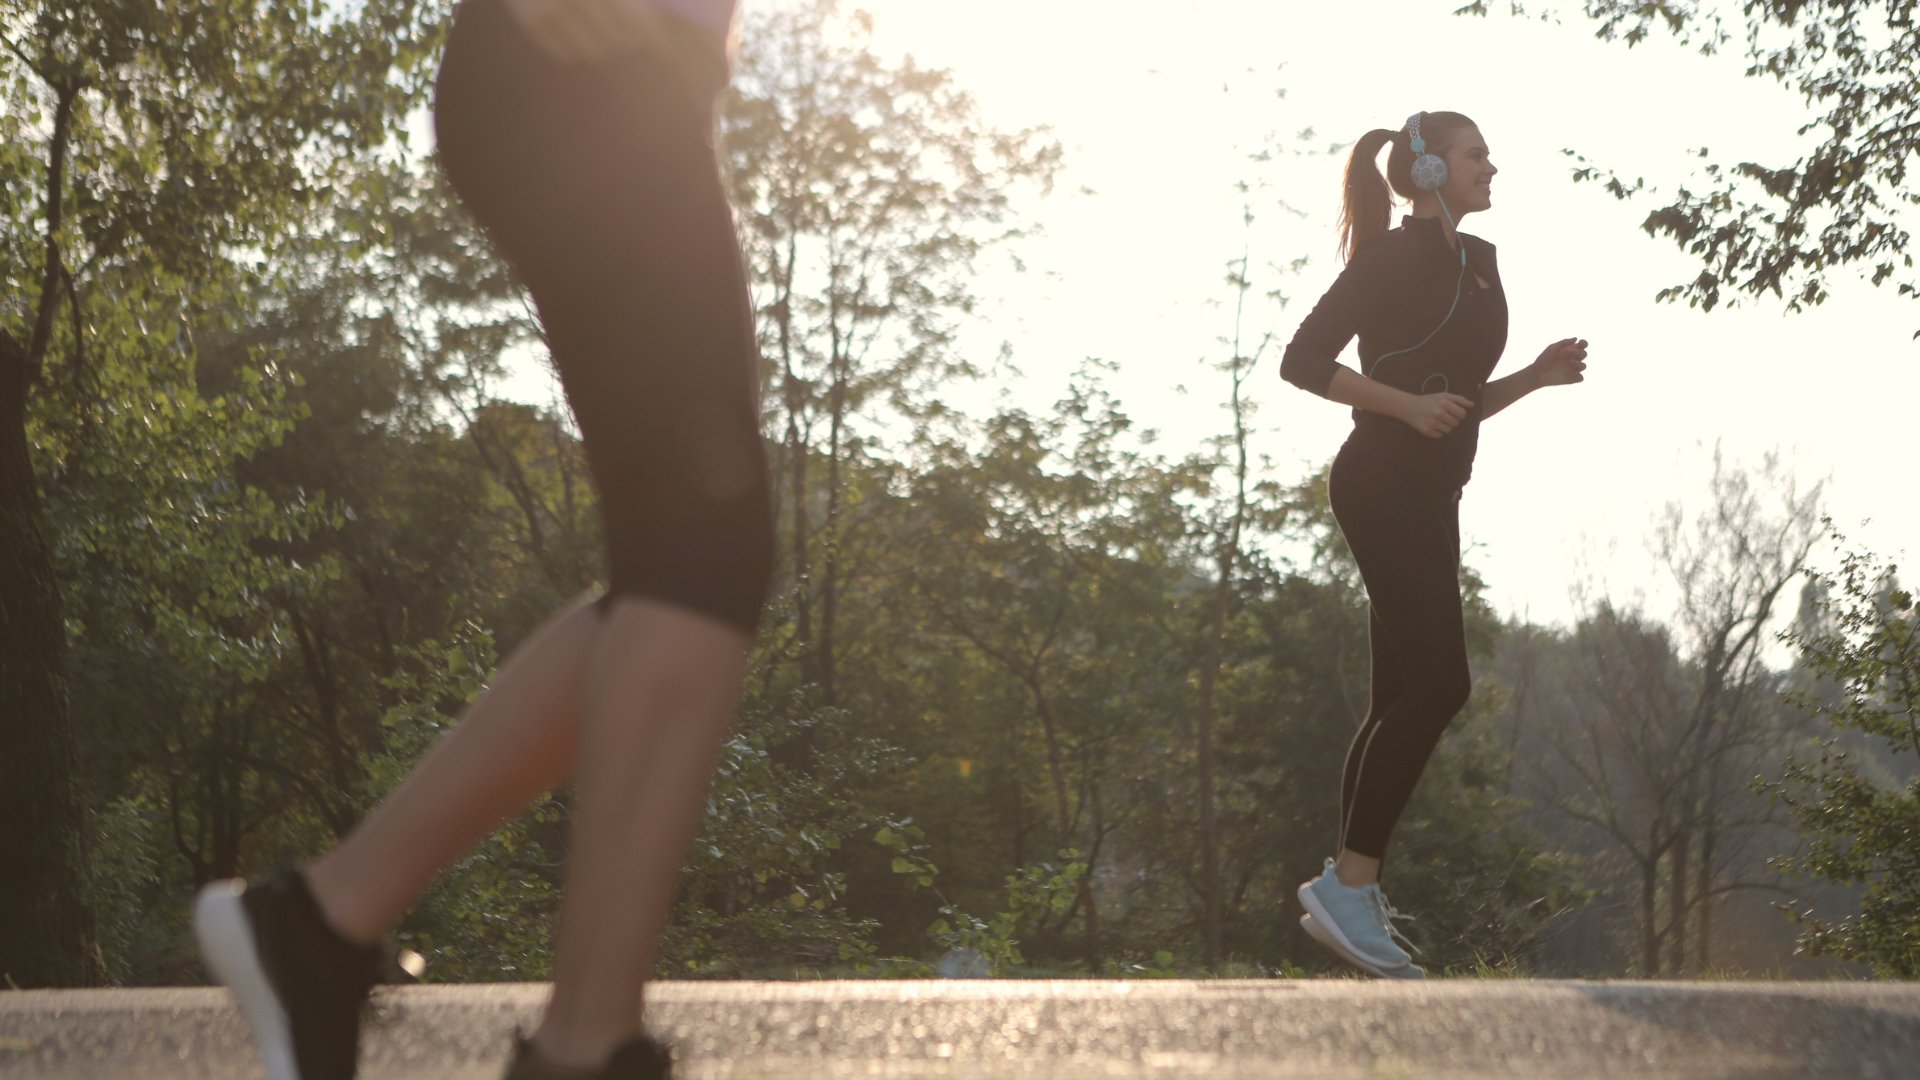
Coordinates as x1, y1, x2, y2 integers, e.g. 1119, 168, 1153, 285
1437, 126, 1497, 213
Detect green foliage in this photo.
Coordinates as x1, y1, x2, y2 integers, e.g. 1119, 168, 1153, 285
927, 853, 1087, 976
90, 796, 171, 986
875, 822, 938, 891
9, 0, 1664, 988
363, 623, 560, 981
1769, 528, 1920, 976
1462, 0, 1920, 327
1, 0, 446, 985
662, 691, 926, 976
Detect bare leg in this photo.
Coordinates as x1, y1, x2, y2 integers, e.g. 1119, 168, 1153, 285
305, 590, 752, 1070
1335, 849, 1383, 889
304, 593, 602, 947
528, 596, 750, 1068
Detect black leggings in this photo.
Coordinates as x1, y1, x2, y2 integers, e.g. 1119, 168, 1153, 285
432, 0, 774, 634
1328, 438, 1472, 861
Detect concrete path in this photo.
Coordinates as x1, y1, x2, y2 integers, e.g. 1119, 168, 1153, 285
4, 980, 1918, 1079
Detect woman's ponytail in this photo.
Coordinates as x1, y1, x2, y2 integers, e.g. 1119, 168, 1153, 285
1338, 127, 1399, 264
1335, 112, 1477, 262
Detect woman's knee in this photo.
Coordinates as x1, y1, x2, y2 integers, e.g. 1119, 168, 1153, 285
600, 496, 773, 635
1398, 658, 1470, 719
1431, 663, 1472, 717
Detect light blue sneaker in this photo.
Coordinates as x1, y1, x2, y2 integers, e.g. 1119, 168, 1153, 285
1296, 858, 1422, 978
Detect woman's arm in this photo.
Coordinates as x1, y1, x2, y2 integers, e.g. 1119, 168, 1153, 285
1480, 337, 1588, 421
1324, 367, 1475, 439
1280, 246, 1472, 439
1477, 365, 1540, 421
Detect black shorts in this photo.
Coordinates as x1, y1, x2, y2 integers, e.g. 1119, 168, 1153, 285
433, 0, 773, 633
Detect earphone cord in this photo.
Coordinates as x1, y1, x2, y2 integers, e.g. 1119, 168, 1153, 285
1365, 192, 1469, 394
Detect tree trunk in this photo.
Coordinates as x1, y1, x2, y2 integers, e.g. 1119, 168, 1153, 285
207, 699, 243, 881
818, 340, 846, 708
1196, 569, 1227, 970
1640, 849, 1659, 976
1085, 772, 1105, 968
770, 235, 815, 688
1007, 771, 1027, 869
1696, 812, 1716, 972
1670, 799, 1692, 976
1194, 248, 1257, 972
287, 599, 355, 836
1031, 683, 1098, 967
0, 79, 102, 988
0, 339, 103, 987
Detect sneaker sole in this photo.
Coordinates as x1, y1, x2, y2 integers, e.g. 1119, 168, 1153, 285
1299, 914, 1424, 979
1295, 883, 1414, 977
194, 881, 303, 1080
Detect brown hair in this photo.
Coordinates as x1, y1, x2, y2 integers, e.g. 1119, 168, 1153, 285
1337, 111, 1477, 263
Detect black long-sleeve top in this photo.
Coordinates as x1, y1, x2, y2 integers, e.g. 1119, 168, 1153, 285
1280, 214, 1510, 488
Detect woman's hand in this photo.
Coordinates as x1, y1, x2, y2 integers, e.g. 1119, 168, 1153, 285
503, 0, 666, 65
1398, 392, 1476, 439
1532, 337, 1589, 388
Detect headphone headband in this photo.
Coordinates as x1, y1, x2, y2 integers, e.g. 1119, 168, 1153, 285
1407, 112, 1426, 155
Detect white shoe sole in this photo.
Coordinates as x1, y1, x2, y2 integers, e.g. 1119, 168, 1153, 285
1295, 883, 1417, 978
194, 881, 303, 1080
1299, 914, 1424, 979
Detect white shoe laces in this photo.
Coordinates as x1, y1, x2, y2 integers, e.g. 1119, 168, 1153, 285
1373, 890, 1421, 955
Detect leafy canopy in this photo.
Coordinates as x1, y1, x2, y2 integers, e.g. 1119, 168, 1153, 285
1460, 0, 1920, 327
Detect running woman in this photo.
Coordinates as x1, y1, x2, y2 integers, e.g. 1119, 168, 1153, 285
1279, 111, 1589, 978
193, 0, 770, 1076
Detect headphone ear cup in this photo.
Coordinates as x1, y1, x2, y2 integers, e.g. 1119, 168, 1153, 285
1411, 151, 1449, 191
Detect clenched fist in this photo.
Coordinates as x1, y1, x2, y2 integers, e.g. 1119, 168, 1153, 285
1532, 337, 1589, 387
1399, 392, 1475, 439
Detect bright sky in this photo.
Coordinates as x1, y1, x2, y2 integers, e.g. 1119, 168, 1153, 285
483, 0, 1917, 635
835, 0, 1919, 632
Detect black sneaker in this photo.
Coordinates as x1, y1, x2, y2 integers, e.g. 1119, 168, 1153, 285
193, 870, 382, 1080
502, 1032, 674, 1080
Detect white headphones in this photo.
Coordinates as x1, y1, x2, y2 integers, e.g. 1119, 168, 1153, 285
1408, 112, 1450, 192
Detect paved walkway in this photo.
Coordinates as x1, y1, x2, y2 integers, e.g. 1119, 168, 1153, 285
4, 980, 1918, 1078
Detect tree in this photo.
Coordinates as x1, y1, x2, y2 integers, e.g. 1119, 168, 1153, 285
0, 0, 438, 984
1651, 448, 1824, 971
1512, 449, 1823, 973
1191, 218, 1280, 969
1461, 0, 1920, 328
1536, 605, 1701, 974
721, 0, 1061, 703
905, 407, 1104, 963
53, 220, 585, 983
1770, 527, 1920, 976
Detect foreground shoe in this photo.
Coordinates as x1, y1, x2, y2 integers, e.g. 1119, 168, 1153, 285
1300, 913, 1425, 979
193, 871, 382, 1080
1296, 857, 1421, 977
502, 1032, 675, 1079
